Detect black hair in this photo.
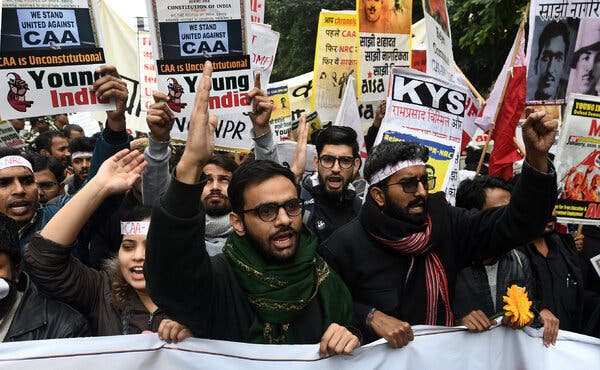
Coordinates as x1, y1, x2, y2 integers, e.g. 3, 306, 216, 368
0, 212, 21, 271
69, 136, 95, 154
455, 175, 513, 210
29, 116, 50, 128
30, 153, 66, 183
62, 124, 84, 138
206, 154, 239, 175
314, 126, 359, 158
364, 141, 429, 186
228, 160, 298, 214
32, 130, 66, 153
120, 205, 153, 223
536, 21, 569, 66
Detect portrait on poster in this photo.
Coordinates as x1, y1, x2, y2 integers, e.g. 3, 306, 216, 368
566, 17, 600, 98
526, 17, 579, 105
358, 0, 411, 34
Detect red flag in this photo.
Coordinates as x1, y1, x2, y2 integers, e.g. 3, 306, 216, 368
488, 28, 527, 179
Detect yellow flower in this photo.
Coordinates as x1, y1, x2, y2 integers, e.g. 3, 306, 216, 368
502, 285, 534, 328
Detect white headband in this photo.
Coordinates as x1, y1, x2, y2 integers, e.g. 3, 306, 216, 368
71, 152, 93, 160
0, 155, 33, 173
120, 221, 150, 236
369, 159, 425, 184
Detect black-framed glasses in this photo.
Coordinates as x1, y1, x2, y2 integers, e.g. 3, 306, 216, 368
241, 198, 304, 222
37, 181, 58, 190
381, 175, 436, 193
318, 155, 355, 169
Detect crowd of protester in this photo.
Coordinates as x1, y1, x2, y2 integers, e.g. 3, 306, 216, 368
0, 62, 598, 354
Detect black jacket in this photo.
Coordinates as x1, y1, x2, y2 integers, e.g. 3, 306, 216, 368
320, 161, 557, 343
519, 232, 600, 336
145, 176, 343, 343
301, 174, 361, 243
453, 249, 535, 318
5, 273, 90, 342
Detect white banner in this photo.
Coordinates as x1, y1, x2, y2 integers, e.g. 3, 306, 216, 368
0, 326, 598, 369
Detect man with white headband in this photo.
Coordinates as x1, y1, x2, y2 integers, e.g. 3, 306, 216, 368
320, 108, 559, 349
0, 149, 44, 248
65, 137, 94, 196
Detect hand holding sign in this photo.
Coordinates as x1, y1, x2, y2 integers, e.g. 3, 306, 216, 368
147, 92, 175, 142
92, 65, 129, 131
176, 61, 218, 185
522, 107, 558, 173
248, 72, 274, 137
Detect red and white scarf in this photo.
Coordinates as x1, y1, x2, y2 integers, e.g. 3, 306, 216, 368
369, 214, 454, 326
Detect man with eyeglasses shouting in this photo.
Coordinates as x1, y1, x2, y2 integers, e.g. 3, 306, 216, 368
320, 107, 559, 348
145, 62, 359, 356
301, 126, 363, 243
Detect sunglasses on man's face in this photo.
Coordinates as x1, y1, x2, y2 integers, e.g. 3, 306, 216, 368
381, 175, 436, 193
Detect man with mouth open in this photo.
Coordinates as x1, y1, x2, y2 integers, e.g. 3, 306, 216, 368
145, 62, 359, 356
302, 126, 363, 243
320, 107, 559, 348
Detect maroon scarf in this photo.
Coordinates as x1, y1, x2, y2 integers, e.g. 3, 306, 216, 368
369, 214, 454, 326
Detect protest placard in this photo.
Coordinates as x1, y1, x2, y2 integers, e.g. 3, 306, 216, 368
554, 94, 600, 224
250, 23, 279, 88
146, 0, 254, 146
312, 10, 360, 124
268, 85, 292, 142
374, 67, 465, 202
526, 0, 600, 105
422, 0, 454, 81
0, 0, 115, 119
0, 119, 25, 148
147, 0, 251, 60
357, 0, 411, 102
137, 21, 158, 112
249, 0, 265, 23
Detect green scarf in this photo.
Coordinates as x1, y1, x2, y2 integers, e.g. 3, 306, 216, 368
223, 228, 354, 344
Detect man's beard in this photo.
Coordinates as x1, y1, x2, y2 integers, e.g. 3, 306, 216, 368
204, 191, 231, 217
383, 190, 428, 225
244, 224, 300, 265
205, 203, 230, 217
318, 172, 350, 199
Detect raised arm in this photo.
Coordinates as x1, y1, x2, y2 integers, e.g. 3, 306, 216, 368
145, 62, 219, 335
24, 150, 146, 313
454, 108, 558, 264
142, 92, 174, 206
248, 72, 279, 162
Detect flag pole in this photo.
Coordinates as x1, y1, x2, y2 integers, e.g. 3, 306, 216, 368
476, 3, 530, 175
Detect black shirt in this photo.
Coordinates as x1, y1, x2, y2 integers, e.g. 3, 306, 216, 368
527, 235, 579, 332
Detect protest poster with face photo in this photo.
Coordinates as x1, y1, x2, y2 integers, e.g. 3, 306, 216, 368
374, 67, 465, 203
357, 0, 411, 102
527, 0, 600, 105
0, 0, 115, 119
554, 93, 600, 224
